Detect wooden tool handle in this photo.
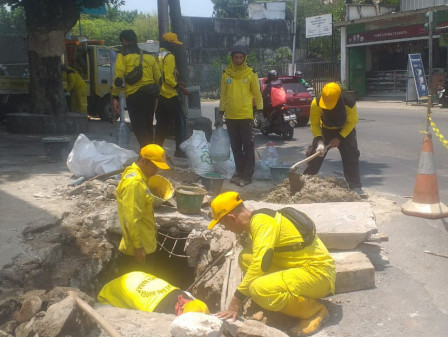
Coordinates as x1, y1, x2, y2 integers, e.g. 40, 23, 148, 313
290, 151, 321, 173
68, 291, 122, 337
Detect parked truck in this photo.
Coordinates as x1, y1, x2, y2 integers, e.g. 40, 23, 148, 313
0, 35, 118, 121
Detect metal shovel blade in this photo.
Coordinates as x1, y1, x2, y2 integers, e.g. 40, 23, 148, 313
288, 151, 322, 195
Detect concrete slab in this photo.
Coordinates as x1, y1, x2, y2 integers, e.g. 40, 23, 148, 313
244, 201, 377, 250
332, 251, 375, 294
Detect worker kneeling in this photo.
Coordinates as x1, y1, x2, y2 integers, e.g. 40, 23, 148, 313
208, 192, 335, 336
98, 272, 209, 316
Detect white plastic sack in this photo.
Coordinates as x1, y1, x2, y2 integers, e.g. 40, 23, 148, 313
213, 151, 235, 179
180, 130, 214, 176
210, 126, 230, 161
67, 134, 138, 178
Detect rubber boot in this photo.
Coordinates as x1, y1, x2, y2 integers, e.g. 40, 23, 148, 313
280, 296, 328, 336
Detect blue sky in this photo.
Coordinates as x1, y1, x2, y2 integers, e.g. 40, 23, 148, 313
119, 0, 214, 17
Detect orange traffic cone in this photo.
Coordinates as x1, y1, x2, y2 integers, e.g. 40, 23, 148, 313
402, 133, 448, 219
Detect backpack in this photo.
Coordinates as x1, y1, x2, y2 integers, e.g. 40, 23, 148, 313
252, 207, 317, 272
270, 86, 286, 108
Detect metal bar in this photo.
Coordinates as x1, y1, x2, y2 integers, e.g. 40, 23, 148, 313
169, 238, 179, 258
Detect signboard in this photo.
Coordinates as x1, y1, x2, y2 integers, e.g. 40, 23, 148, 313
81, 6, 106, 15
306, 14, 332, 38
407, 54, 428, 103
347, 24, 428, 45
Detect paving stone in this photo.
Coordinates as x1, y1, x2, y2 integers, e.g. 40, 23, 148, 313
244, 201, 377, 250
332, 251, 375, 294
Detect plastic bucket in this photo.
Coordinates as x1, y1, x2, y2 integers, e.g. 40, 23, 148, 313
147, 175, 174, 208
41, 137, 71, 162
199, 172, 225, 195
269, 164, 291, 183
176, 185, 207, 214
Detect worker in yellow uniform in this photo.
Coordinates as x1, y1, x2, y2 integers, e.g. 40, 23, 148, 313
98, 271, 209, 316
61, 65, 87, 114
217, 45, 263, 187
303, 82, 366, 198
112, 29, 161, 148
155, 32, 190, 158
208, 192, 335, 336
116, 144, 170, 276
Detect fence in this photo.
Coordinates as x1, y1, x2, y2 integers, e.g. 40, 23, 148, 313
295, 59, 340, 94
188, 59, 340, 98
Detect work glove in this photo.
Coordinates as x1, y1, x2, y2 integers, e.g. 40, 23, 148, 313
316, 141, 325, 157
215, 111, 224, 127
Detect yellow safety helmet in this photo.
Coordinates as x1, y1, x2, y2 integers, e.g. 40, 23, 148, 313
140, 144, 170, 170
208, 191, 243, 229
182, 299, 210, 314
319, 82, 341, 110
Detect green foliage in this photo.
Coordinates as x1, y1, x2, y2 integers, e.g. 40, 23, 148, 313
211, 0, 249, 18
0, 5, 25, 34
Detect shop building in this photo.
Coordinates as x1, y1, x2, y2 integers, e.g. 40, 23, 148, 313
337, 2, 448, 99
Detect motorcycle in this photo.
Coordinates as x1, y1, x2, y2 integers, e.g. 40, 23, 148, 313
254, 104, 296, 140
437, 83, 448, 108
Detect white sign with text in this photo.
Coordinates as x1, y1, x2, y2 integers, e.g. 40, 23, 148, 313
306, 14, 333, 38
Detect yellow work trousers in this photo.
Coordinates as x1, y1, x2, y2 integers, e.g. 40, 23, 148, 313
70, 89, 87, 114
239, 250, 332, 312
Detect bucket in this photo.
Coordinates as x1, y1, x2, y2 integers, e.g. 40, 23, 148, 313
147, 175, 174, 208
176, 185, 207, 214
269, 164, 291, 183
199, 172, 225, 195
41, 137, 71, 162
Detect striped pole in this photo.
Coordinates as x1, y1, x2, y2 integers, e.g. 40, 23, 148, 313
402, 133, 448, 219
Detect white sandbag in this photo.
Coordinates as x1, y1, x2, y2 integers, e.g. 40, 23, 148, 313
213, 151, 235, 179
180, 130, 214, 176
67, 134, 138, 178
170, 312, 222, 337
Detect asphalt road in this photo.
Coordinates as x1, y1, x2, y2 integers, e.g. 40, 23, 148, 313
201, 100, 448, 202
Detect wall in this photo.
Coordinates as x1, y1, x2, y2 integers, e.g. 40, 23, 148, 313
182, 17, 294, 64
400, 0, 447, 11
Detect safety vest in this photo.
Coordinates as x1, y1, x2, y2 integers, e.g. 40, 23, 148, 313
317, 92, 356, 128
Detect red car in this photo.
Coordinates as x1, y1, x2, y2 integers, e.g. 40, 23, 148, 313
259, 75, 313, 126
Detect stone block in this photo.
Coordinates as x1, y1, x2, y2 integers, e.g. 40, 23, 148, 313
16, 296, 42, 323
34, 297, 76, 337
244, 201, 377, 250
332, 251, 375, 294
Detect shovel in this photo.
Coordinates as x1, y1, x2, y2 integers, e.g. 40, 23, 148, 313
288, 144, 331, 194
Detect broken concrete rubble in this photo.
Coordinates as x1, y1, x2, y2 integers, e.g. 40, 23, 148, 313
171, 312, 222, 337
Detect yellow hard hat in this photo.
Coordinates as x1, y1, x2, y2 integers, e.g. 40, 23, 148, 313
208, 191, 243, 230
140, 144, 170, 170
162, 32, 183, 45
182, 299, 209, 314
319, 82, 341, 110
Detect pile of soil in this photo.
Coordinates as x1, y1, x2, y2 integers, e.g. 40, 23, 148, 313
264, 175, 362, 204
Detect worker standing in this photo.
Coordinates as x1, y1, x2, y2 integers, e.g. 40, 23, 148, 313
112, 30, 161, 149
304, 82, 366, 198
217, 45, 263, 187
98, 271, 209, 316
154, 32, 189, 158
208, 191, 335, 336
115, 144, 170, 275
61, 65, 87, 114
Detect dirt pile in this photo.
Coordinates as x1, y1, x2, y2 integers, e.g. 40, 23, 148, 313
264, 175, 362, 204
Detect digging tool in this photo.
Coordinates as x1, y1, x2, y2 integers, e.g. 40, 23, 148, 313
68, 291, 122, 337
288, 144, 331, 194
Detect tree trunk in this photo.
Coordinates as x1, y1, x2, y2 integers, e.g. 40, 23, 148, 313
28, 29, 67, 116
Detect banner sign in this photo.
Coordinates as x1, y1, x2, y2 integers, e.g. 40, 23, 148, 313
348, 24, 427, 45
306, 14, 332, 38
407, 54, 428, 102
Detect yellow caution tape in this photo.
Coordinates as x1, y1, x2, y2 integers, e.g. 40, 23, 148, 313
428, 116, 448, 150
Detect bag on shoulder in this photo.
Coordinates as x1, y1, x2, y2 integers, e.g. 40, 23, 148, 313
125, 50, 143, 85
139, 83, 160, 97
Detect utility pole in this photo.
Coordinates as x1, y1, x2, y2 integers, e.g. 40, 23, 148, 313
168, 0, 188, 84
291, 0, 298, 75
427, 9, 433, 133
158, 0, 169, 38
